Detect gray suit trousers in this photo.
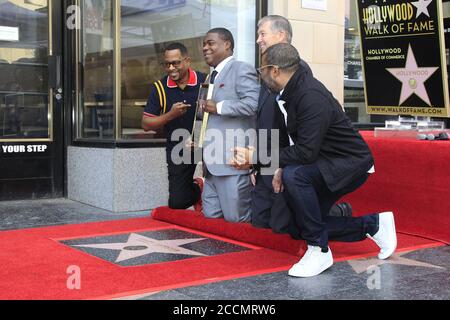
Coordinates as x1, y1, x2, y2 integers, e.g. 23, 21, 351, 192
202, 170, 252, 223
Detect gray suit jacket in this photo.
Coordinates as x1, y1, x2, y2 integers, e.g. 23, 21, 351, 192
203, 58, 260, 176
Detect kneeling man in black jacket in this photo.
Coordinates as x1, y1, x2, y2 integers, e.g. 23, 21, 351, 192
257, 43, 397, 278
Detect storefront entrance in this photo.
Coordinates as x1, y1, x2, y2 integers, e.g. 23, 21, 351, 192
0, 0, 64, 200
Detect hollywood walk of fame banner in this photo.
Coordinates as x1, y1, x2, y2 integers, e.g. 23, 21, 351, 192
357, 0, 450, 117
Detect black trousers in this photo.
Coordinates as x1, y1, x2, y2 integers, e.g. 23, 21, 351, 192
167, 163, 201, 210
251, 173, 300, 237
282, 164, 379, 249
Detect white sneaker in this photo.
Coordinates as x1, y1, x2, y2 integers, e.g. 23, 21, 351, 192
367, 211, 397, 260
288, 245, 333, 278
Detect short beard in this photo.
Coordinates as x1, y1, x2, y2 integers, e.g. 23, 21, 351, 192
263, 79, 279, 95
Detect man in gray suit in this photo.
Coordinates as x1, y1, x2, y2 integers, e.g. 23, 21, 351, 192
200, 28, 260, 223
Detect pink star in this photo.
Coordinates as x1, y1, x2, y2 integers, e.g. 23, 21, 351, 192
386, 45, 439, 106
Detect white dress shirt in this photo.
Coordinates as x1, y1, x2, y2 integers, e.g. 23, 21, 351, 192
213, 56, 233, 115
276, 90, 294, 146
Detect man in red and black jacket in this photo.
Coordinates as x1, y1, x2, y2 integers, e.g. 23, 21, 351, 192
142, 42, 206, 210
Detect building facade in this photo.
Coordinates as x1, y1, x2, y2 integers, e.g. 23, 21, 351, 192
0, 0, 448, 210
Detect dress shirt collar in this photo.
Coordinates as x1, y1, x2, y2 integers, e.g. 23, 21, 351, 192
277, 89, 285, 103
213, 56, 233, 76
276, 89, 294, 146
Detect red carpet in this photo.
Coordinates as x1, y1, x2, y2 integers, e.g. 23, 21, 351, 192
151, 208, 443, 260
151, 132, 450, 268
0, 217, 301, 300
1, 214, 442, 300
342, 132, 450, 244
3, 132, 448, 300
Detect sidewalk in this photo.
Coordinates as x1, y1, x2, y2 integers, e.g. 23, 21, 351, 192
0, 198, 449, 300
0, 198, 149, 231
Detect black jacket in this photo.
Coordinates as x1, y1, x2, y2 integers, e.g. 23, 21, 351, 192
255, 59, 312, 175
280, 64, 374, 192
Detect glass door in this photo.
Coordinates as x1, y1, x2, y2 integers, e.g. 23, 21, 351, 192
0, 0, 64, 200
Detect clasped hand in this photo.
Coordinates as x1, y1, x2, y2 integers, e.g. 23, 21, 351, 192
229, 146, 255, 170
200, 100, 217, 114
272, 168, 284, 194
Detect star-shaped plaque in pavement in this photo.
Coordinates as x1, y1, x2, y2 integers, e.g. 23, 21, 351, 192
348, 250, 446, 274
412, 0, 433, 18
386, 44, 439, 106
73, 233, 207, 263
61, 229, 250, 267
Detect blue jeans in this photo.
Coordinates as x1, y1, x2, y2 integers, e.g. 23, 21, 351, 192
282, 164, 379, 249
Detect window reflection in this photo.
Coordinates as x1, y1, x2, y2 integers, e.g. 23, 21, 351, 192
0, 0, 49, 139
77, 0, 114, 140
120, 0, 255, 140
75, 0, 256, 141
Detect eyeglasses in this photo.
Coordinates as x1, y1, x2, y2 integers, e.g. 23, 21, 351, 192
256, 62, 300, 75
162, 57, 187, 68
256, 64, 278, 75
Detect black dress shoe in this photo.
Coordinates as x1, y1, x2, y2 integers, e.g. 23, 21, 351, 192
328, 202, 353, 217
